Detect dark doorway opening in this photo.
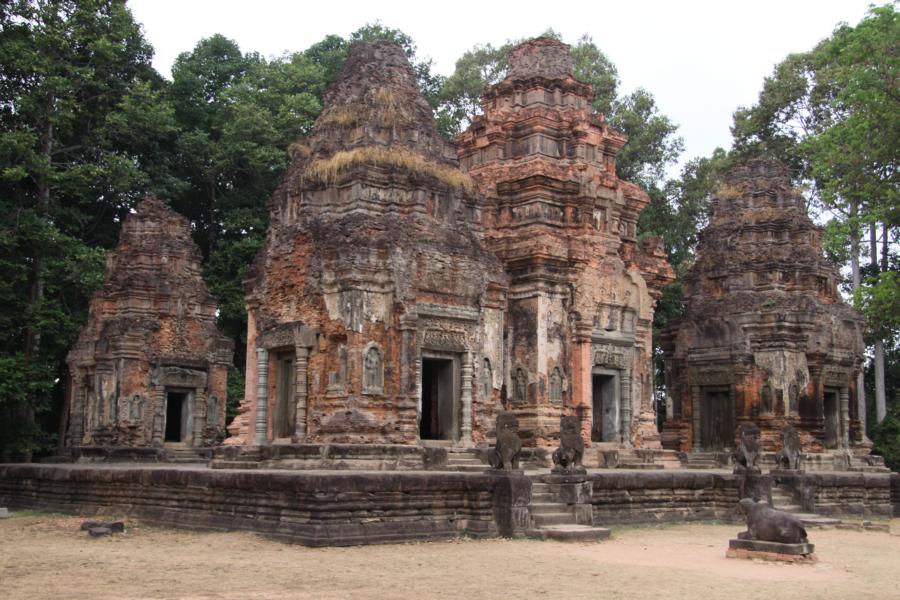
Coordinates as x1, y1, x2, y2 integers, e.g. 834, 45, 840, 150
823, 388, 840, 449
165, 392, 187, 442
700, 389, 734, 451
274, 355, 295, 439
591, 374, 617, 442
420, 358, 456, 440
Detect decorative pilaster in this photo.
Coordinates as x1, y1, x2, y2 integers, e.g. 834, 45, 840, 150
151, 387, 165, 447
691, 385, 702, 450
460, 353, 473, 444
839, 386, 850, 449
192, 390, 206, 446
620, 371, 632, 445
293, 346, 310, 441
255, 348, 269, 445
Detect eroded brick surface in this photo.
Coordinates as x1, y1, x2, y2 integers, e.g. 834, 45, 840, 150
65, 197, 233, 448
661, 160, 866, 455
229, 39, 672, 449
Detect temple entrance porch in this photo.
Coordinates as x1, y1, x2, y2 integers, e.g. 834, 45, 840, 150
419, 355, 460, 442
164, 390, 191, 444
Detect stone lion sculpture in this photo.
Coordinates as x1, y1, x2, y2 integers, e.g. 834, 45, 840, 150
775, 424, 802, 470
489, 411, 522, 470
552, 415, 584, 471
732, 422, 761, 469
737, 498, 808, 544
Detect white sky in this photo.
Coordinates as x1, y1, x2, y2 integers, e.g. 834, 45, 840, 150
129, 0, 876, 176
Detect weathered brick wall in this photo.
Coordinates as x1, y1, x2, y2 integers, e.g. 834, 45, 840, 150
590, 471, 741, 524
801, 472, 893, 517
0, 465, 504, 546
892, 473, 900, 517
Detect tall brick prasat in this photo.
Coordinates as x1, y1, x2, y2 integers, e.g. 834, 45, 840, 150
64, 197, 234, 448
228, 38, 673, 449
457, 38, 673, 447
228, 41, 507, 445
661, 160, 866, 454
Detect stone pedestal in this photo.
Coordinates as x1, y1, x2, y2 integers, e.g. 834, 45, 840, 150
735, 468, 772, 505
491, 471, 532, 537
726, 538, 816, 563
544, 473, 594, 525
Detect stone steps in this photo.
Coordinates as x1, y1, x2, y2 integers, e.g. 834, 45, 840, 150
532, 511, 577, 527
444, 450, 489, 472
770, 483, 843, 528
526, 524, 611, 542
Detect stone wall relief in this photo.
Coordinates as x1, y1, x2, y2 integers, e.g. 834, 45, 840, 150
327, 345, 348, 393
362, 343, 384, 395
513, 367, 528, 404
549, 366, 565, 405
482, 358, 493, 400
128, 394, 144, 424
206, 394, 219, 425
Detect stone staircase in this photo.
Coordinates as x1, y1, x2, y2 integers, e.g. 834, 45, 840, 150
526, 480, 611, 541
445, 448, 489, 472
683, 451, 724, 469
770, 482, 842, 528
164, 447, 214, 464
616, 450, 663, 470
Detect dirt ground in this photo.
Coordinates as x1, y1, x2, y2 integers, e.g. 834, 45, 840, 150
1, 512, 899, 600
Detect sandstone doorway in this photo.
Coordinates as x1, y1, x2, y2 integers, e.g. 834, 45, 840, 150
164, 391, 190, 443
823, 388, 840, 449
591, 373, 618, 442
274, 354, 295, 439
700, 388, 733, 451
420, 357, 458, 441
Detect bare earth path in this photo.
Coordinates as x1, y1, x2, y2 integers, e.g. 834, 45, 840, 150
2, 513, 898, 600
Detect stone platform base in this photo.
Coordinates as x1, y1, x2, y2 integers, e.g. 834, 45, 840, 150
726, 538, 816, 563
527, 525, 611, 542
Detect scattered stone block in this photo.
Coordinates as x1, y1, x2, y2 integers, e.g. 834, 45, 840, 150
0, 507, 8, 518
726, 538, 816, 563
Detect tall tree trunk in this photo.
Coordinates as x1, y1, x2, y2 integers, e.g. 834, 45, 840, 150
873, 222, 886, 422
21, 109, 54, 462
850, 201, 866, 437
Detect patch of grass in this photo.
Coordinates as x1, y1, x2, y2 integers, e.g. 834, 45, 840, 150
302, 146, 474, 191
317, 87, 413, 129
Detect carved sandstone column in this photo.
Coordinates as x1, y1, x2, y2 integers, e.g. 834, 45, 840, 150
620, 371, 632, 445
461, 353, 473, 444
293, 345, 310, 441
192, 390, 207, 447
691, 384, 702, 450
255, 348, 269, 445
839, 386, 850, 449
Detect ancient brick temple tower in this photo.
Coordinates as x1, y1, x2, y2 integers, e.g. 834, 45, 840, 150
661, 160, 866, 454
228, 41, 507, 445
457, 38, 674, 447
65, 197, 233, 448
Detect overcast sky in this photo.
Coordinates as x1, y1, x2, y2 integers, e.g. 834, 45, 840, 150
128, 0, 876, 176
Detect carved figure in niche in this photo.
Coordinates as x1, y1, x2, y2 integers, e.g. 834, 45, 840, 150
489, 411, 522, 470
206, 395, 219, 425
732, 422, 761, 469
128, 394, 143, 423
737, 498, 808, 544
363, 346, 383, 392
606, 307, 619, 331
482, 358, 492, 399
513, 368, 527, 404
788, 382, 799, 414
760, 383, 773, 414
328, 346, 348, 389
552, 416, 585, 473
549, 367, 563, 404
775, 425, 803, 470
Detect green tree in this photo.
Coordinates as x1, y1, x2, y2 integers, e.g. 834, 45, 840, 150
732, 4, 899, 430
0, 0, 172, 459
